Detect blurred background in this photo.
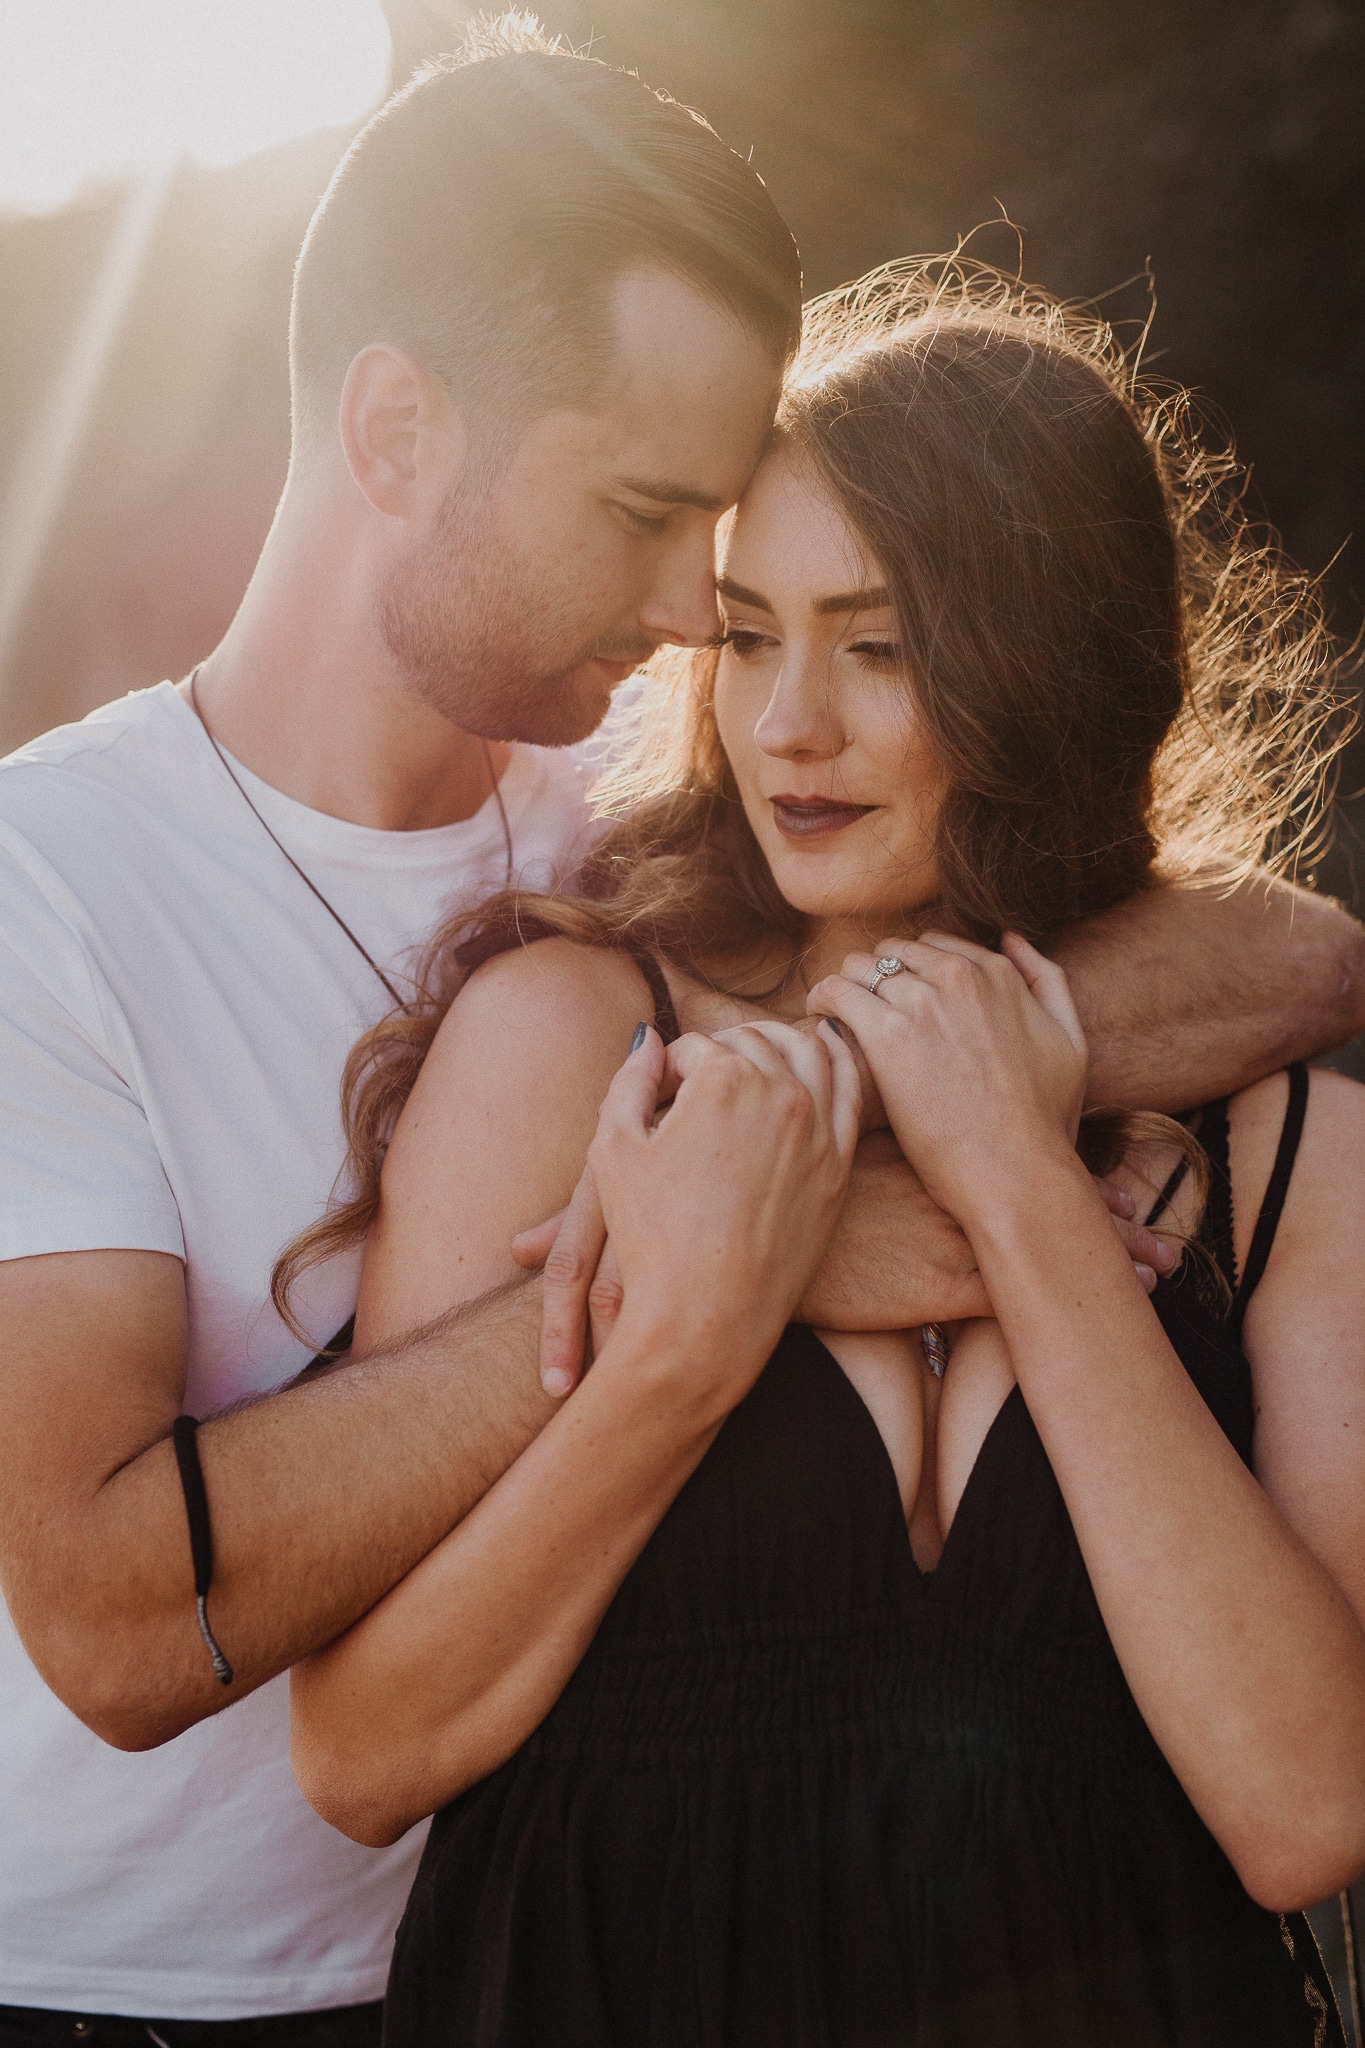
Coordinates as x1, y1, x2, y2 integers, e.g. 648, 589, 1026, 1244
0, 0, 1361, 829
0, 0, 1362, 2021
2, 0, 1365, 798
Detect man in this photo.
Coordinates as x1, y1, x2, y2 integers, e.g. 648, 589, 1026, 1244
0, 17, 1360, 2046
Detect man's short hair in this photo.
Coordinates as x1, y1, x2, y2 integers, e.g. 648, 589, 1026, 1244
289, 11, 803, 450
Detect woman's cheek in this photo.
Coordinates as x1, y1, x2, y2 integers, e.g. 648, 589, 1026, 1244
713, 669, 765, 798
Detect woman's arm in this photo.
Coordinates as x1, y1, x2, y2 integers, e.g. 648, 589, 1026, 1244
291, 942, 860, 1845
811, 937, 1365, 1911
353, 940, 647, 1350
1238, 1068, 1365, 1658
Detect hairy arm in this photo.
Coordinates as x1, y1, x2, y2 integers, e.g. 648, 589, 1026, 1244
706, 867, 1356, 1329
1053, 871, 1365, 1108
0, 1248, 553, 1751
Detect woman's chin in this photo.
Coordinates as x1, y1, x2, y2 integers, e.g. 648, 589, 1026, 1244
771, 875, 904, 926
766, 851, 932, 929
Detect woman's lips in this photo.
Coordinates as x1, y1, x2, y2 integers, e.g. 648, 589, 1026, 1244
770, 794, 876, 840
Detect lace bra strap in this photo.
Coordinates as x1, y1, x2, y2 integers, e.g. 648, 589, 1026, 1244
1232, 1063, 1309, 1335
1191, 1095, 1238, 1293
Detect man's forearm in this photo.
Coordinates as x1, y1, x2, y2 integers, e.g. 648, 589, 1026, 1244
1052, 871, 1365, 1110
797, 1135, 988, 1329
39, 1279, 554, 1750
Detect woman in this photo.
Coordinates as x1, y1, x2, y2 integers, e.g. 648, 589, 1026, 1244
281, 261, 1365, 2044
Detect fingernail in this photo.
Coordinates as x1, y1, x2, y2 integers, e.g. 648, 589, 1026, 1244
543, 1366, 573, 1398
1155, 1239, 1177, 1270
630, 1021, 648, 1053
1114, 1189, 1135, 1216
825, 1018, 847, 1041
1136, 1263, 1157, 1293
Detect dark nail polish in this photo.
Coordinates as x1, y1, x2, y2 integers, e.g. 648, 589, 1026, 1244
826, 1017, 847, 1040
630, 1021, 648, 1053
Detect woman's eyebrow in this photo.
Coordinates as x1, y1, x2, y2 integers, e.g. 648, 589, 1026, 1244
716, 574, 773, 612
813, 586, 892, 616
716, 577, 893, 616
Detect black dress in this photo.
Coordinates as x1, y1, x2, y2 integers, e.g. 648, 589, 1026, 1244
384, 1063, 1343, 2046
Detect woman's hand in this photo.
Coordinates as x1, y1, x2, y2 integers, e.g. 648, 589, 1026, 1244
586, 1019, 862, 1389
807, 930, 1088, 1228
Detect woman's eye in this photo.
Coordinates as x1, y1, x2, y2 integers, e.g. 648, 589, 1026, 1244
849, 638, 902, 667
715, 628, 772, 658
617, 505, 668, 535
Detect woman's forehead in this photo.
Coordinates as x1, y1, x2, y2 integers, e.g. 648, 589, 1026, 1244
723, 447, 885, 605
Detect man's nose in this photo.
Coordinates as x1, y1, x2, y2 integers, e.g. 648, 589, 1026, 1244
638, 530, 723, 649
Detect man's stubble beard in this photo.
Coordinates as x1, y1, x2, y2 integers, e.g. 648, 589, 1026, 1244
379, 488, 647, 748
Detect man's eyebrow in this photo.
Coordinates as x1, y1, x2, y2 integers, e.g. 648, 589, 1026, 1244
613, 468, 732, 509
614, 473, 729, 513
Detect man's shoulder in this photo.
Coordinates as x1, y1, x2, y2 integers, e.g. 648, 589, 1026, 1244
0, 683, 191, 850
0, 684, 199, 938
0, 683, 183, 803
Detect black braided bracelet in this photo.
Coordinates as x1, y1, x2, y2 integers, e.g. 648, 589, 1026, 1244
170, 1415, 234, 1686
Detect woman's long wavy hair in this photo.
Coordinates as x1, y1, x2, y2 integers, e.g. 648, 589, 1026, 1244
273, 254, 1348, 1336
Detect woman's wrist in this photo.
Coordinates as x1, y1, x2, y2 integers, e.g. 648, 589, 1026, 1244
916, 1122, 1094, 1245
588, 1300, 781, 1436
961, 1142, 1131, 1292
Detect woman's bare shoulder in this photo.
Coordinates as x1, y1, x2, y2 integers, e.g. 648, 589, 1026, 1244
421, 937, 655, 1086
359, 939, 657, 1344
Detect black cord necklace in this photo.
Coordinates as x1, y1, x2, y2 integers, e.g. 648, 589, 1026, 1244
185, 665, 514, 1008
175, 667, 515, 1685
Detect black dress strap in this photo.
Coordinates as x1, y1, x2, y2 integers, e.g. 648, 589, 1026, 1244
633, 951, 681, 1044
1232, 1062, 1309, 1334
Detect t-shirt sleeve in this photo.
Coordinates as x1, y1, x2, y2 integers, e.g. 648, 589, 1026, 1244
0, 837, 184, 1263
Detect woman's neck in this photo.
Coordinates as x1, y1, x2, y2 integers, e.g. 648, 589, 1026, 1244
794, 916, 909, 992
679, 913, 936, 1031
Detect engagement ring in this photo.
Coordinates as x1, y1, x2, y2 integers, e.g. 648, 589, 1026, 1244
868, 956, 906, 997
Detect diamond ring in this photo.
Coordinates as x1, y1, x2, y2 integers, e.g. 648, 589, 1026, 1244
867, 955, 907, 997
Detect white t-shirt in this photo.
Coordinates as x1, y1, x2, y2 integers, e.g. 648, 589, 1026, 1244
0, 681, 601, 2020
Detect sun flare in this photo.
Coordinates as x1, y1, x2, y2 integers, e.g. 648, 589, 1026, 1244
0, 0, 394, 214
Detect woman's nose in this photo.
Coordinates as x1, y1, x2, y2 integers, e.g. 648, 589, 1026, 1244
754, 658, 845, 762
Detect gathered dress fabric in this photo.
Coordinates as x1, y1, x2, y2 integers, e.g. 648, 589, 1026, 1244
383, 1066, 1342, 2046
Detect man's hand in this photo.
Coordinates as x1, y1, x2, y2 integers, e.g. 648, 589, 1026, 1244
513, 1136, 1176, 1396
512, 1167, 621, 1397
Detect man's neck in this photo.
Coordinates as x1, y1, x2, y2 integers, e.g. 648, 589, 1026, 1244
188, 473, 510, 834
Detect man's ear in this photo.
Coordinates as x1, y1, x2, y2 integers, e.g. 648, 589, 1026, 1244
338, 344, 466, 518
